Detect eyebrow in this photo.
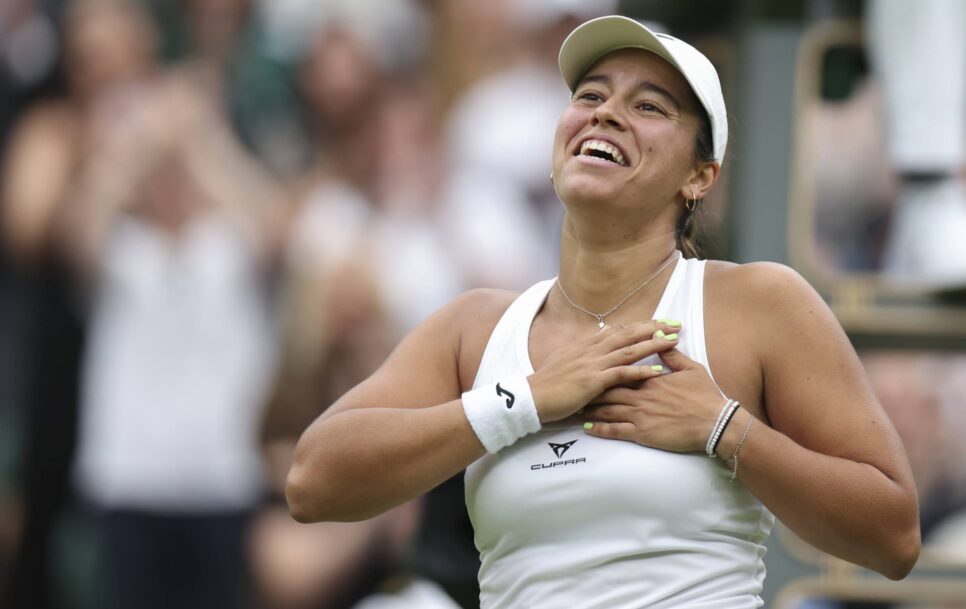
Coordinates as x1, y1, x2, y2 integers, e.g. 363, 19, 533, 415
578, 74, 683, 111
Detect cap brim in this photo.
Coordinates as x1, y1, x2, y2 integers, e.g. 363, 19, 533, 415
559, 15, 675, 92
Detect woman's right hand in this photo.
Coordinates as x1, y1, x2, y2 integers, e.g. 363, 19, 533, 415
528, 320, 681, 423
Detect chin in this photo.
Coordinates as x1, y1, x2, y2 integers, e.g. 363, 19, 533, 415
558, 176, 620, 207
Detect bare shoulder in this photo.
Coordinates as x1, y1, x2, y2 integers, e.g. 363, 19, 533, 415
402, 286, 517, 331
2, 101, 79, 257
705, 260, 825, 319
450, 287, 519, 324
8, 101, 75, 143
388, 286, 517, 358
451, 287, 520, 390
3, 103, 77, 175
705, 259, 813, 293
703, 260, 842, 388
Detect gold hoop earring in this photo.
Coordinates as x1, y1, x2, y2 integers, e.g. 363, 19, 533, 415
685, 189, 698, 212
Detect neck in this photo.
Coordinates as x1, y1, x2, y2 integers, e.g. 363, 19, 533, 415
555, 214, 679, 323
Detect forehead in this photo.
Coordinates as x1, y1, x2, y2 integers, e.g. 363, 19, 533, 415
579, 48, 696, 105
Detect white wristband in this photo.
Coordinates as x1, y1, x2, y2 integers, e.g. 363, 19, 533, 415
462, 375, 541, 453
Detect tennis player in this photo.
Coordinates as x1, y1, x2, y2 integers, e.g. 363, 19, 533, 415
287, 16, 920, 608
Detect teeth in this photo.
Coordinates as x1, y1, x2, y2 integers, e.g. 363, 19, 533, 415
579, 139, 626, 166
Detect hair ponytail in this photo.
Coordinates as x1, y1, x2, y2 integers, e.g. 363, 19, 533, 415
675, 208, 702, 259
675, 108, 715, 259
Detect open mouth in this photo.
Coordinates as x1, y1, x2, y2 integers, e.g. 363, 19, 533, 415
577, 139, 628, 167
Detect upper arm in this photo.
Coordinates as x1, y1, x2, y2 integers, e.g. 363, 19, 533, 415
322, 288, 516, 420
740, 263, 913, 482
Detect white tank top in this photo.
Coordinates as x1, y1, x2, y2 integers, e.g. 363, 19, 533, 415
464, 256, 774, 609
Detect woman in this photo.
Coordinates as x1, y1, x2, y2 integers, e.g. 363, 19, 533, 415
286, 15, 920, 608
1, 2, 157, 606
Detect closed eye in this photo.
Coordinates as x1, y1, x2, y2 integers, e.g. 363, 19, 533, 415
575, 91, 604, 103
638, 102, 668, 115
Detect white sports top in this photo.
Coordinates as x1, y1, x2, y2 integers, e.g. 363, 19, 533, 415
464, 255, 774, 609
75, 215, 274, 511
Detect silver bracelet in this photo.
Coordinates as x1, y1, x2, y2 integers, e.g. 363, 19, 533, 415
705, 399, 733, 457
706, 399, 740, 457
729, 416, 754, 483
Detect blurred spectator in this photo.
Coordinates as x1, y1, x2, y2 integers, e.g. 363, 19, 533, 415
866, 0, 966, 285
251, 16, 492, 607
61, 67, 285, 609
255, 0, 429, 72
367, 73, 466, 333
285, 22, 462, 343
439, 1, 616, 290
367, 72, 483, 609
250, 23, 426, 609
862, 352, 964, 532
253, 253, 419, 608
2, 0, 158, 262
147, 0, 306, 175
921, 355, 966, 552
1, 1, 158, 607
805, 78, 897, 272
427, 0, 518, 111
0, 0, 62, 145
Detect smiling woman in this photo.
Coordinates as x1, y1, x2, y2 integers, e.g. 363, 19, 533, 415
285, 15, 921, 609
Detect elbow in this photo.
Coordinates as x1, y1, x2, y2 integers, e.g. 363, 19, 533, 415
284, 466, 314, 523
878, 524, 921, 581
285, 459, 372, 523
285, 497, 315, 525
285, 462, 333, 524
869, 475, 922, 580
880, 490, 923, 580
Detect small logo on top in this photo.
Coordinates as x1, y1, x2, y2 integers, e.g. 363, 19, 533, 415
495, 383, 515, 409
548, 440, 577, 458
531, 439, 586, 471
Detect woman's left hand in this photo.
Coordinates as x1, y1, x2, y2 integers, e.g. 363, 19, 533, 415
581, 348, 726, 453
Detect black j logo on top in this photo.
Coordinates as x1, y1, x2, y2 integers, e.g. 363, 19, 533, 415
496, 383, 515, 409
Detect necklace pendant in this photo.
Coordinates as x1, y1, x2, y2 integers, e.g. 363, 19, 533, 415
596, 316, 606, 329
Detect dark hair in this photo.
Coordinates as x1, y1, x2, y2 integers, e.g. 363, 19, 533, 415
675, 109, 715, 259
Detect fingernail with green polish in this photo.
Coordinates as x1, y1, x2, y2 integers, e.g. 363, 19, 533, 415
655, 330, 666, 338
665, 319, 682, 327
583, 422, 594, 430
664, 333, 678, 341
651, 364, 664, 372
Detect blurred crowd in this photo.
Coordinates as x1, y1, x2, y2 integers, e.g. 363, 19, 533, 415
0, 0, 618, 607
808, 0, 966, 282
0, 1, 965, 609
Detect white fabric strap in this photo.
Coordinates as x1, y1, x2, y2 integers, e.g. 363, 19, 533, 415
462, 375, 541, 453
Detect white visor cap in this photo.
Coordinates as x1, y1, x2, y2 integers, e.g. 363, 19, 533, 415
558, 15, 727, 165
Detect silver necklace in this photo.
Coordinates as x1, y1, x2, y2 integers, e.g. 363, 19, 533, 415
555, 251, 679, 329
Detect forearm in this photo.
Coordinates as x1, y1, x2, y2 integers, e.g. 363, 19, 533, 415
286, 400, 485, 523
718, 409, 920, 579
183, 127, 285, 253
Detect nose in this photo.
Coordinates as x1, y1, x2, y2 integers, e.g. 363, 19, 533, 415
592, 102, 625, 130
